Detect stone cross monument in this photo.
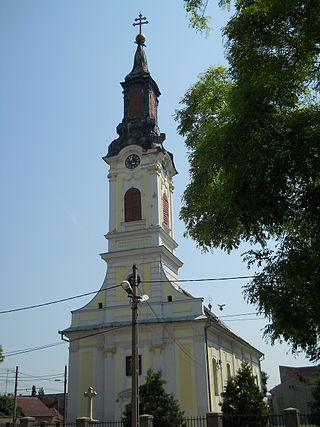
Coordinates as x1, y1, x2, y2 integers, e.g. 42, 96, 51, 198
84, 386, 97, 420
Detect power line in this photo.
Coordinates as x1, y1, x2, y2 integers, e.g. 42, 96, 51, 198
219, 312, 259, 318
0, 284, 121, 314
3, 324, 130, 358
3, 342, 65, 357
145, 275, 255, 284
2, 310, 265, 360
142, 302, 206, 370
0, 275, 255, 315
224, 317, 265, 322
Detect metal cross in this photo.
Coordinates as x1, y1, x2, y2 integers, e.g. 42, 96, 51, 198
84, 386, 97, 420
133, 13, 148, 34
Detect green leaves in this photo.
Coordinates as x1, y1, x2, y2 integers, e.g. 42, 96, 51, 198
178, 0, 320, 360
221, 363, 267, 427
183, 0, 231, 35
122, 369, 185, 427
0, 396, 22, 417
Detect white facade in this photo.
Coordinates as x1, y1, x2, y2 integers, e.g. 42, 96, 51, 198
61, 33, 263, 422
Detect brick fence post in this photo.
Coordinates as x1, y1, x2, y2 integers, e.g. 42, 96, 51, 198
207, 412, 223, 427
283, 408, 301, 427
140, 414, 154, 427
20, 417, 35, 427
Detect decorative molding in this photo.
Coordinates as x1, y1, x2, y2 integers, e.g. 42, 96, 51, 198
148, 164, 161, 173
103, 347, 117, 356
149, 343, 165, 352
107, 172, 118, 179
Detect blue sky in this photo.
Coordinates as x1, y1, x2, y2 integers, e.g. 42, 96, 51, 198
0, 0, 315, 396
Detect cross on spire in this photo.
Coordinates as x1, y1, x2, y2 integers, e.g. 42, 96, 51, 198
133, 13, 148, 34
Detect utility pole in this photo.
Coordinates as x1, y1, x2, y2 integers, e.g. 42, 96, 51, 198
131, 264, 139, 427
13, 366, 18, 427
63, 365, 67, 427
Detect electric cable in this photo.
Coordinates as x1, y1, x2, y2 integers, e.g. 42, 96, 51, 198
144, 275, 255, 284
3, 342, 66, 357
0, 284, 121, 314
223, 317, 265, 322
140, 302, 206, 370
3, 324, 130, 358
0, 275, 256, 315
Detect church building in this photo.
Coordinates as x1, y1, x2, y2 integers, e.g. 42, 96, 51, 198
60, 20, 263, 422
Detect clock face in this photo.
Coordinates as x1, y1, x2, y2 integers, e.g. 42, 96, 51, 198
125, 154, 140, 169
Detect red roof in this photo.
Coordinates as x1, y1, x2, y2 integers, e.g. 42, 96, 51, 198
16, 397, 56, 417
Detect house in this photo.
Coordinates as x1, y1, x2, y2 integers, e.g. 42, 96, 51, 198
0, 396, 61, 425
60, 21, 264, 422
270, 365, 320, 414
38, 393, 65, 421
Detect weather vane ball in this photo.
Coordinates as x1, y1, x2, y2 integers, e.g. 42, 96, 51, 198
133, 12, 148, 44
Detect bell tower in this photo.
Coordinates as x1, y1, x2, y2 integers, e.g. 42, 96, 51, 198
102, 20, 179, 259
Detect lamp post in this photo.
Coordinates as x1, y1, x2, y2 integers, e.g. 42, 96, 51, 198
131, 264, 139, 427
121, 264, 148, 427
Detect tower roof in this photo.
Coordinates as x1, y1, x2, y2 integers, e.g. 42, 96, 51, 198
105, 16, 168, 160
126, 36, 149, 79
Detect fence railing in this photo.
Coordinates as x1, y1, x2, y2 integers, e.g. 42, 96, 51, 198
2, 412, 320, 427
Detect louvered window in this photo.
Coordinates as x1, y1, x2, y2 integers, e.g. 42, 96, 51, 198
163, 193, 169, 226
125, 188, 141, 222
129, 88, 143, 116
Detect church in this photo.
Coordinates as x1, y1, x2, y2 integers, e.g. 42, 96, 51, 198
60, 19, 263, 422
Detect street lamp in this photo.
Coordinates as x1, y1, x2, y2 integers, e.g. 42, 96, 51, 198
121, 264, 149, 427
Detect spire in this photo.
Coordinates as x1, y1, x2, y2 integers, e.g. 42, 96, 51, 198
126, 13, 149, 78
127, 43, 149, 78
105, 14, 167, 159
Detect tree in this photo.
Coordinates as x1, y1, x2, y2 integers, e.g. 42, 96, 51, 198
178, 0, 320, 361
123, 369, 185, 427
0, 345, 4, 363
221, 363, 267, 427
0, 396, 22, 417
261, 371, 269, 397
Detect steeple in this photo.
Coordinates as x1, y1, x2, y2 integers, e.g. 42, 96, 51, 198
105, 15, 166, 159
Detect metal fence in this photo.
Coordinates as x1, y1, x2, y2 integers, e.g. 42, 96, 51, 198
221, 414, 285, 427
2, 413, 320, 427
93, 422, 124, 427
98, 417, 207, 427
183, 416, 207, 427
300, 413, 320, 425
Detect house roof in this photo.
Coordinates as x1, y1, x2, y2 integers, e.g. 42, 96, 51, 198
16, 397, 56, 417
279, 365, 320, 385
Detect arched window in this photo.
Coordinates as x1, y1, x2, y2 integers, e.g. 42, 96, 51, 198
227, 362, 231, 380
125, 188, 141, 222
163, 193, 169, 226
212, 358, 219, 396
